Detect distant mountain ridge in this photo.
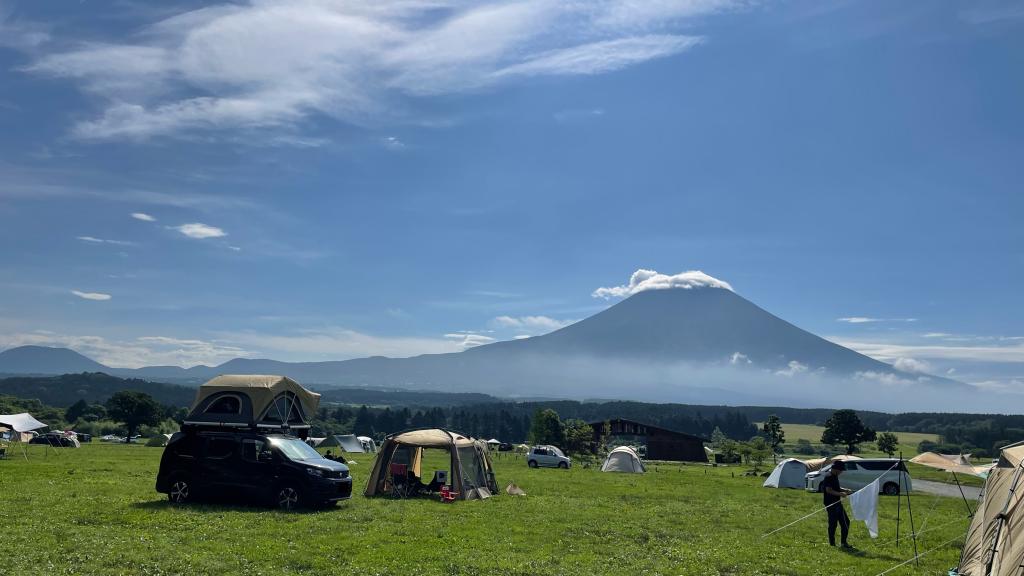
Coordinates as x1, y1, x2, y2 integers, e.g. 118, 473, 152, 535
0, 287, 969, 410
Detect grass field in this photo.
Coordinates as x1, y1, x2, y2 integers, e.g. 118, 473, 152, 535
0, 443, 974, 576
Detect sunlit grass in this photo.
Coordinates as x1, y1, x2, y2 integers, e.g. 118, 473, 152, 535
0, 443, 971, 575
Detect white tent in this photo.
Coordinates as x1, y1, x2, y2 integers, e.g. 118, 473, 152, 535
357, 436, 376, 453
0, 413, 47, 434
319, 434, 367, 452
763, 458, 809, 489
145, 434, 172, 447
601, 446, 646, 473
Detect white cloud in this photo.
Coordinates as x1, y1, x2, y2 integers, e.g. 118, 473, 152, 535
172, 222, 227, 239
382, 136, 405, 150
0, 2, 50, 51
893, 357, 931, 374
131, 212, 156, 221
492, 315, 575, 334
831, 338, 1024, 364
71, 290, 111, 301
221, 326, 467, 359
76, 235, 134, 246
593, 269, 732, 299
444, 332, 496, 349
775, 360, 808, 377
854, 371, 918, 387
0, 331, 248, 368
730, 352, 751, 365
837, 317, 917, 324
20, 0, 737, 141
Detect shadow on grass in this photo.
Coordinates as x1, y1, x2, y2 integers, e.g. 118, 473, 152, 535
132, 498, 340, 514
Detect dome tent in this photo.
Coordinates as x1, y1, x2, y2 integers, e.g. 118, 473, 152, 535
365, 428, 498, 500
601, 446, 646, 473
763, 458, 809, 489
184, 375, 320, 438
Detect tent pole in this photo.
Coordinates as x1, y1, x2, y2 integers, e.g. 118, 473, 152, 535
896, 456, 902, 546
901, 452, 919, 566
951, 472, 974, 516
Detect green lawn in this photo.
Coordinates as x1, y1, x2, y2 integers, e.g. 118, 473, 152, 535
772, 423, 940, 457
0, 442, 973, 575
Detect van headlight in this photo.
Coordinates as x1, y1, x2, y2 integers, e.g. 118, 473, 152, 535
306, 468, 325, 478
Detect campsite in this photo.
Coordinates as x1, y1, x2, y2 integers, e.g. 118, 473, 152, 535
0, 440, 979, 576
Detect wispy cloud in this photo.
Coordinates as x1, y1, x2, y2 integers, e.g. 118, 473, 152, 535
593, 269, 733, 299
76, 235, 134, 246
832, 338, 1024, 364
492, 315, 575, 334
221, 326, 466, 359
0, 331, 248, 368
131, 212, 156, 222
444, 332, 496, 349
775, 360, 808, 377
836, 317, 918, 324
20, 0, 738, 141
71, 290, 111, 301
172, 222, 226, 239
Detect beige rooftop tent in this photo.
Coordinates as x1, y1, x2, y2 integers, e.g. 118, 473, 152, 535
954, 443, 1024, 576
185, 375, 320, 436
364, 428, 498, 500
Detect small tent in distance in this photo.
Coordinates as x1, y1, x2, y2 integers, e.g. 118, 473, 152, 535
763, 458, 809, 489
601, 446, 646, 473
319, 434, 366, 453
146, 434, 172, 447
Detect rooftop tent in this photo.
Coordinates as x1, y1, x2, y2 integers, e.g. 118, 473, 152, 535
0, 413, 48, 434
364, 428, 498, 500
319, 434, 366, 452
954, 443, 1024, 576
184, 375, 320, 437
601, 446, 646, 473
763, 458, 810, 489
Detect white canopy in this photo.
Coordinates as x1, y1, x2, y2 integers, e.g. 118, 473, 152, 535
0, 413, 47, 433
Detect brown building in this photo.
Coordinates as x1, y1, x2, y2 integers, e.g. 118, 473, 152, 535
589, 418, 708, 462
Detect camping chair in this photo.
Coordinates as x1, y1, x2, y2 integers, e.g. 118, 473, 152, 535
389, 462, 409, 499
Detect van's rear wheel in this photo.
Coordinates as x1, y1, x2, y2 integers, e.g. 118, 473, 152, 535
558, 462, 568, 469
277, 485, 303, 510
168, 476, 192, 504
882, 482, 900, 496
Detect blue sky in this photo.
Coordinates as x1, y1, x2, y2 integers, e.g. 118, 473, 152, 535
0, 0, 1021, 391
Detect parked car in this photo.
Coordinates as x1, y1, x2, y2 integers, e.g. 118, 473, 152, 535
527, 445, 571, 469
805, 459, 912, 495
155, 431, 353, 509
497, 442, 514, 452
29, 432, 76, 447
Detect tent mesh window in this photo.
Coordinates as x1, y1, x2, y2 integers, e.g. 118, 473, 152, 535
457, 446, 486, 491
205, 394, 242, 414
260, 392, 305, 425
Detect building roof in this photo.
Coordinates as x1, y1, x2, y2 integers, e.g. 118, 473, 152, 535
587, 417, 709, 442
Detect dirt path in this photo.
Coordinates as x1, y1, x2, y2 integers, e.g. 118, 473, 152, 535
914, 479, 982, 500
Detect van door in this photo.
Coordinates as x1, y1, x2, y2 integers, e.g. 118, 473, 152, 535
201, 435, 241, 493
841, 462, 866, 490
238, 437, 274, 498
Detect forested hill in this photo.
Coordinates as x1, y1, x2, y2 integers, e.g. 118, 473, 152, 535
0, 372, 195, 408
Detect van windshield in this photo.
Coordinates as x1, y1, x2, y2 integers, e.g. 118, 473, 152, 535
269, 437, 323, 461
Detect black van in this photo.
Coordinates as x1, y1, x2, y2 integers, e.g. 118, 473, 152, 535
155, 430, 352, 509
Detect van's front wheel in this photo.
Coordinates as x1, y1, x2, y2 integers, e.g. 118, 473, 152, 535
528, 460, 538, 468
882, 482, 900, 496
276, 485, 303, 510
168, 475, 193, 504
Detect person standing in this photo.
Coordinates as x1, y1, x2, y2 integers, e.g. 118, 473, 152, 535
822, 460, 854, 548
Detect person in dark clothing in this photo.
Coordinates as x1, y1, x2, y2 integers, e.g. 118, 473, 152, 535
822, 460, 854, 548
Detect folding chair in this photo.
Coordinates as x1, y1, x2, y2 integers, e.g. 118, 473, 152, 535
389, 462, 409, 499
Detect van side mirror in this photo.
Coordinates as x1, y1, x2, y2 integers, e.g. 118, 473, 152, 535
258, 450, 273, 463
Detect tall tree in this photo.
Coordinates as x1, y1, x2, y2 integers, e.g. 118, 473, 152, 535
821, 409, 876, 455
105, 391, 162, 441
528, 409, 564, 446
876, 432, 899, 457
65, 399, 90, 423
761, 414, 785, 461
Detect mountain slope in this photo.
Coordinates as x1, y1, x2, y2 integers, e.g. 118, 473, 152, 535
0, 345, 108, 374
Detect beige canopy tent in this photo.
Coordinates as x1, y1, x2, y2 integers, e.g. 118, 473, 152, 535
364, 428, 498, 500
954, 443, 1024, 576
911, 452, 993, 478
804, 454, 862, 472
185, 375, 320, 437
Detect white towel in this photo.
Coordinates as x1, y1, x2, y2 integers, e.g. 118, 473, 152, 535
849, 478, 880, 538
